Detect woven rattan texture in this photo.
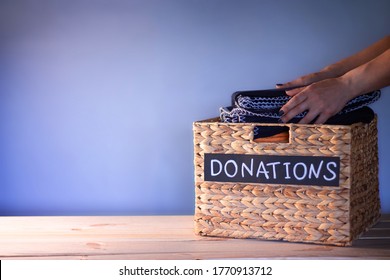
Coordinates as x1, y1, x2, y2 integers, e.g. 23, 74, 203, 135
193, 118, 380, 246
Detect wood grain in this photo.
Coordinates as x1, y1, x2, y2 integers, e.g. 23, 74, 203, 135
0, 215, 389, 260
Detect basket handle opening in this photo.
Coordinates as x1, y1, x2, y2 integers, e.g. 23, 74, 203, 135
252, 125, 290, 143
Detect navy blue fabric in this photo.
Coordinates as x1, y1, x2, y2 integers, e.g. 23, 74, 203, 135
220, 89, 380, 139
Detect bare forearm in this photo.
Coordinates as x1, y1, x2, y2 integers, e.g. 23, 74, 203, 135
340, 48, 390, 99
321, 35, 390, 78
276, 36, 390, 88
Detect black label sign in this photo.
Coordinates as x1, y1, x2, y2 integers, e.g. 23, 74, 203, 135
204, 153, 340, 187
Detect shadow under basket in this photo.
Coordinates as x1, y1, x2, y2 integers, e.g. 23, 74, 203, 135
193, 116, 381, 246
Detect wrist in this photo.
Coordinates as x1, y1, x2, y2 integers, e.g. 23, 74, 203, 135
338, 73, 362, 100
321, 63, 346, 78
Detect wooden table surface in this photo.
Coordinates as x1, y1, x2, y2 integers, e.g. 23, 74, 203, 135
1, 215, 389, 260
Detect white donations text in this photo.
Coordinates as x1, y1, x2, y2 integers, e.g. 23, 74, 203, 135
209, 158, 337, 182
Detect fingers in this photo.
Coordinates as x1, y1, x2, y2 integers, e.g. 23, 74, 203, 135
277, 77, 348, 125
276, 80, 304, 89
279, 86, 331, 124
298, 111, 330, 125
313, 114, 330, 124
298, 110, 319, 124
279, 91, 308, 123
276, 76, 309, 89
285, 87, 304, 96
276, 71, 327, 89
281, 102, 326, 125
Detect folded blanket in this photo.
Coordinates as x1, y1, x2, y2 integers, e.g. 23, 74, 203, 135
220, 105, 377, 138
221, 89, 381, 139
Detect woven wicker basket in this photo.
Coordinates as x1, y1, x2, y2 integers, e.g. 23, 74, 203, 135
193, 117, 380, 246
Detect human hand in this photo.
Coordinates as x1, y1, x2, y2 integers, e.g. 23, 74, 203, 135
276, 68, 337, 89
278, 77, 354, 124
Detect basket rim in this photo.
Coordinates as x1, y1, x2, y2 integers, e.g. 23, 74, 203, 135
193, 116, 376, 129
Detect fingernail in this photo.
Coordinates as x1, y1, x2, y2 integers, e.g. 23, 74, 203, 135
276, 83, 284, 87
278, 110, 285, 116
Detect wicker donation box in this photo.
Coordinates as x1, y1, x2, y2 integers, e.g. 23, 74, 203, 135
193, 117, 380, 246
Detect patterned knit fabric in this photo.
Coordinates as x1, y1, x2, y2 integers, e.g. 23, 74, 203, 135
220, 89, 381, 138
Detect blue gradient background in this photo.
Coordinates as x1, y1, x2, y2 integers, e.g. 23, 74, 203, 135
0, 0, 389, 215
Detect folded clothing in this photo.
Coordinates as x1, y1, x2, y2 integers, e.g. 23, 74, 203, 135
221, 106, 376, 139
220, 89, 380, 139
